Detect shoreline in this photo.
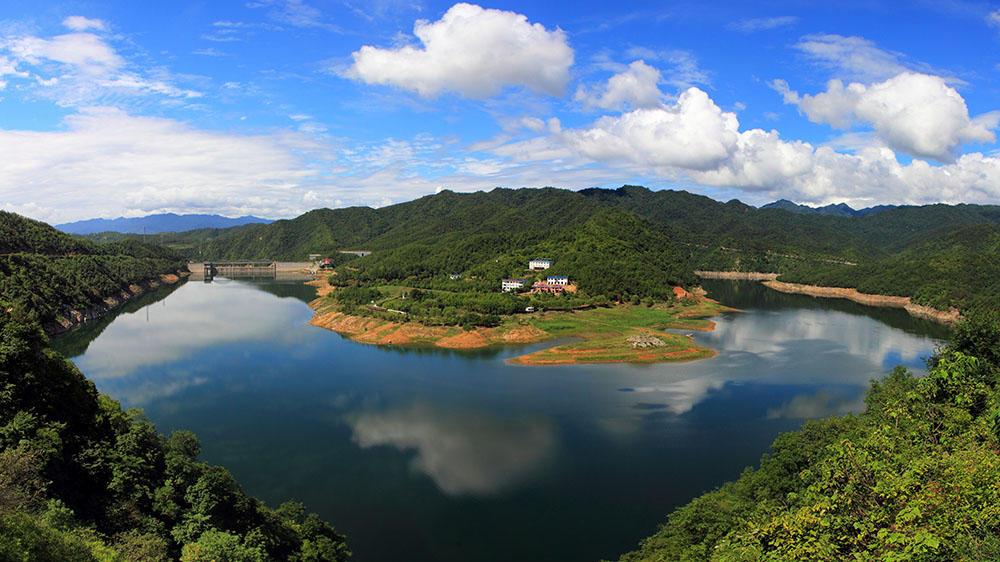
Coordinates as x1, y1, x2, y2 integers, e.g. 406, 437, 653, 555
45, 269, 191, 336
695, 271, 961, 326
304, 278, 726, 365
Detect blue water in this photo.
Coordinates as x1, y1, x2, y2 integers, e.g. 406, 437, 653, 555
54, 278, 947, 562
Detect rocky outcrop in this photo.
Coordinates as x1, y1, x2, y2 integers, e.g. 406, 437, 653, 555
45, 270, 190, 335
694, 271, 780, 281
763, 280, 962, 326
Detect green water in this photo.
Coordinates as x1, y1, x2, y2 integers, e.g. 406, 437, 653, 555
54, 278, 947, 562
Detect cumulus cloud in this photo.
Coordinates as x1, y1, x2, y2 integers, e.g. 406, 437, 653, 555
482, 84, 1000, 207
345, 3, 573, 98
0, 107, 323, 222
347, 403, 556, 495
0, 19, 200, 106
779, 72, 995, 162
574, 60, 663, 111
564, 87, 739, 171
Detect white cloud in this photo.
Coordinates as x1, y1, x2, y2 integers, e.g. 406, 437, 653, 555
62, 16, 107, 32
564, 87, 740, 171
574, 60, 663, 111
729, 16, 798, 33
0, 107, 324, 222
9, 32, 123, 75
989, 10, 1000, 27
345, 3, 573, 99
0, 23, 200, 106
779, 72, 995, 162
480, 85, 1000, 208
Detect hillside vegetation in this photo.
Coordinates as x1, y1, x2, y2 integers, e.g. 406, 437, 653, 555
0, 211, 188, 331
0, 213, 350, 560
613, 314, 1000, 562
173, 186, 1000, 315
0, 309, 349, 562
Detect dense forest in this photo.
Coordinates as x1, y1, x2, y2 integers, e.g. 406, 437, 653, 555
162, 185, 1000, 315
612, 313, 1000, 561
0, 309, 349, 561
0, 211, 189, 331
0, 210, 350, 560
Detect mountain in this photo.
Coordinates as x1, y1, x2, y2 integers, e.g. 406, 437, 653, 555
761, 198, 899, 217
56, 212, 273, 234
180, 185, 1000, 313
0, 210, 188, 330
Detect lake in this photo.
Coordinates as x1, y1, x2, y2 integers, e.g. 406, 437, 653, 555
53, 277, 949, 562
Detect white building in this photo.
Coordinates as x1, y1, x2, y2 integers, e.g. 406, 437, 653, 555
547, 276, 569, 286
502, 278, 525, 292
529, 259, 551, 270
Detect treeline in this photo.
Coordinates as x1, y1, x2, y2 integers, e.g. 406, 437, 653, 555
779, 224, 1000, 313
176, 186, 1000, 315
0, 212, 188, 331
0, 210, 350, 560
0, 308, 349, 561
334, 210, 696, 302
613, 313, 1000, 561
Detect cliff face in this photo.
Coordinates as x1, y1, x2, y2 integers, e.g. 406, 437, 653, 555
44, 270, 190, 335
763, 280, 961, 325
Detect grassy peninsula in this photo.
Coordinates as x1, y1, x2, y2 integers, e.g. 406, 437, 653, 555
307, 277, 729, 365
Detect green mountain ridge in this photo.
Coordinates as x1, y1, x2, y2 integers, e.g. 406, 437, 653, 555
176, 185, 1000, 314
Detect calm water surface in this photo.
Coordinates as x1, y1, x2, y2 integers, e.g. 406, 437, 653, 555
54, 278, 948, 562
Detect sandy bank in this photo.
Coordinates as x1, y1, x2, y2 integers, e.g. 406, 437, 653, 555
695, 271, 779, 281
762, 280, 961, 325
46, 269, 191, 335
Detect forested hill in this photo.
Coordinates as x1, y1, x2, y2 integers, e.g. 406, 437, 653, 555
0, 210, 188, 331
0, 211, 351, 560
180, 186, 1000, 313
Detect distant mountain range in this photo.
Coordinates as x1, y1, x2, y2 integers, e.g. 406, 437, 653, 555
761, 199, 900, 217
56, 213, 273, 234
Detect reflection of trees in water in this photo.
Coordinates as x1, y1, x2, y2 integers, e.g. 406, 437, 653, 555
701, 279, 950, 339
50, 280, 186, 358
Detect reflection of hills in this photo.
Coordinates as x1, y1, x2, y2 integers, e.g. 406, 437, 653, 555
244, 276, 320, 303
50, 280, 187, 358
701, 279, 950, 338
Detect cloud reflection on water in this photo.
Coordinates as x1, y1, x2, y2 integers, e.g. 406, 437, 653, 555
622, 307, 944, 418
347, 403, 556, 496
76, 281, 308, 379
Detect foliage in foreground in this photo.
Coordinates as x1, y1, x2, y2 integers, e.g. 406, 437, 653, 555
0, 308, 350, 561
615, 313, 1000, 561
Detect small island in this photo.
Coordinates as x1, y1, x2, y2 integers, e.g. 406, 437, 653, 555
306, 261, 732, 365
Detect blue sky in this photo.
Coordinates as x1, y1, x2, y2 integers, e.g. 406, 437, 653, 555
1, 0, 999, 222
